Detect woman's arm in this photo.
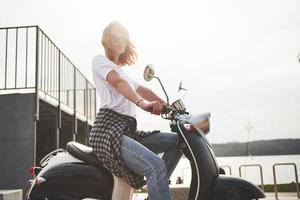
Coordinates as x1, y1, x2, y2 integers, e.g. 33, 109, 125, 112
106, 70, 162, 115
136, 85, 166, 104
107, 70, 141, 104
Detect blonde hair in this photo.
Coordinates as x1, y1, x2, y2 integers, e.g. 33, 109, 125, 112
102, 22, 138, 66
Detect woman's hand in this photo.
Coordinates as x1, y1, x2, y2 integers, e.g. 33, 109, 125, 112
138, 100, 163, 115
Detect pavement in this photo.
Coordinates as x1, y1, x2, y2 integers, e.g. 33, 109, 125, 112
132, 192, 300, 200
265, 192, 299, 199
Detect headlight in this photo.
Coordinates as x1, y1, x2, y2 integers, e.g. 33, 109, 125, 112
192, 118, 210, 134
189, 112, 211, 135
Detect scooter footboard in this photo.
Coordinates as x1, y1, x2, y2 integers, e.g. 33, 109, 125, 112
213, 175, 265, 200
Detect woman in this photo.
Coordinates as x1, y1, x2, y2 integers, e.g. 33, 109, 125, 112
89, 21, 182, 200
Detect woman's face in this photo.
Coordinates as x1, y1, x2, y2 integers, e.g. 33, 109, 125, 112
104, 25, 129, 56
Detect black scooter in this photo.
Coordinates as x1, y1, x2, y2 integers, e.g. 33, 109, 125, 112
25, 65, 265, 200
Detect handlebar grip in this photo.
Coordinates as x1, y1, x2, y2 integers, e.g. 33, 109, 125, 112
161, 104, 170, 114
147, 108, 153, 113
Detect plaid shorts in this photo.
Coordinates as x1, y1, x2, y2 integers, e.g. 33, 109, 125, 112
89, 108, 153, 189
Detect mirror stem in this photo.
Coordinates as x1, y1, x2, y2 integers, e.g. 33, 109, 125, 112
154, 76, 169, 104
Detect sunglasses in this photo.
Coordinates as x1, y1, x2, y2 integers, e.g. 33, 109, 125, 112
108, 34, 129, 43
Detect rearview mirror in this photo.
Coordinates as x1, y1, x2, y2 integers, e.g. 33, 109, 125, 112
178, 81, 187, 92
143, 64, 155, 81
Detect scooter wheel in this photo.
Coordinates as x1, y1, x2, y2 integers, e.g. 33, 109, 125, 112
29, 198, 64, 200
29, 195, 108, 200
29, 197, 77, 200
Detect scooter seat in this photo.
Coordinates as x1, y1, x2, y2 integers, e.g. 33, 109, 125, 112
66, 141, 100, 166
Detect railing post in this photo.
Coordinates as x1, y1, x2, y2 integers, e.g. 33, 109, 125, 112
15, 28, 18, 88
273, 163, 300, 200
85, 121, 89, 145
239, 164, 264, 192
4, 29, 8, 89
84, 80, 87, 118
57, 52, 61, 148
259, 165, 264, 192
84, 80, 88, 144
295, 163, 300, 199
272, 165, 279, 199
34, 26, 40, 167
73, 68, 77, 141
35, 26, 40, 118
25, 27, 28, 88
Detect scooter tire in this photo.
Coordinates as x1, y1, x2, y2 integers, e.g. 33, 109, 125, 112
29, 197, 107, 200
29, 194, 109, 200
29, 198, 62, 200
29, 197, 70, 200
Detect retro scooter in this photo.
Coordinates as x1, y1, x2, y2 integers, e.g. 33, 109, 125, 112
25, 65, 265, 200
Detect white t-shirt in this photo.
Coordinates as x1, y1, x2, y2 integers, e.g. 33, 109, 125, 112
92, 55, 140, 117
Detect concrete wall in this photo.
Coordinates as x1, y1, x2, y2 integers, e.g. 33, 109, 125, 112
0, 93, 35, 190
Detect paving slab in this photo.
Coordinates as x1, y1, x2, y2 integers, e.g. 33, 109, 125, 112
265, 192, 299, 200
0, 190, 22, 200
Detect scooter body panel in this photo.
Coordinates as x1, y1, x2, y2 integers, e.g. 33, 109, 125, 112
29, 163, 113, 199
176, 118, 265, 199
27, 152, 113, 200
176, 121, 219, 200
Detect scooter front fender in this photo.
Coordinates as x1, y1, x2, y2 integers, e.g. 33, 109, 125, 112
213, 175, 265, 200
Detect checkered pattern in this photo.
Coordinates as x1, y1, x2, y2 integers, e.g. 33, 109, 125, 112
89, 108, 153, 189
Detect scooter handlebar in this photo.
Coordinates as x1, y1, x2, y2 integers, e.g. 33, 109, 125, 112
161, 104, 171, 115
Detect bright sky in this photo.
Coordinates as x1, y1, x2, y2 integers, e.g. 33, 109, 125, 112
1, 0, 300, 143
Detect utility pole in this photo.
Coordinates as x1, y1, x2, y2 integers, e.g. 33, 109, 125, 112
245, 121, 253, 158
243, 121, 253, 177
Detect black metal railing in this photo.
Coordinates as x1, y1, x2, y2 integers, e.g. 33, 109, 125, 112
0, 25, 96, 121
0, 26, 37, 90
